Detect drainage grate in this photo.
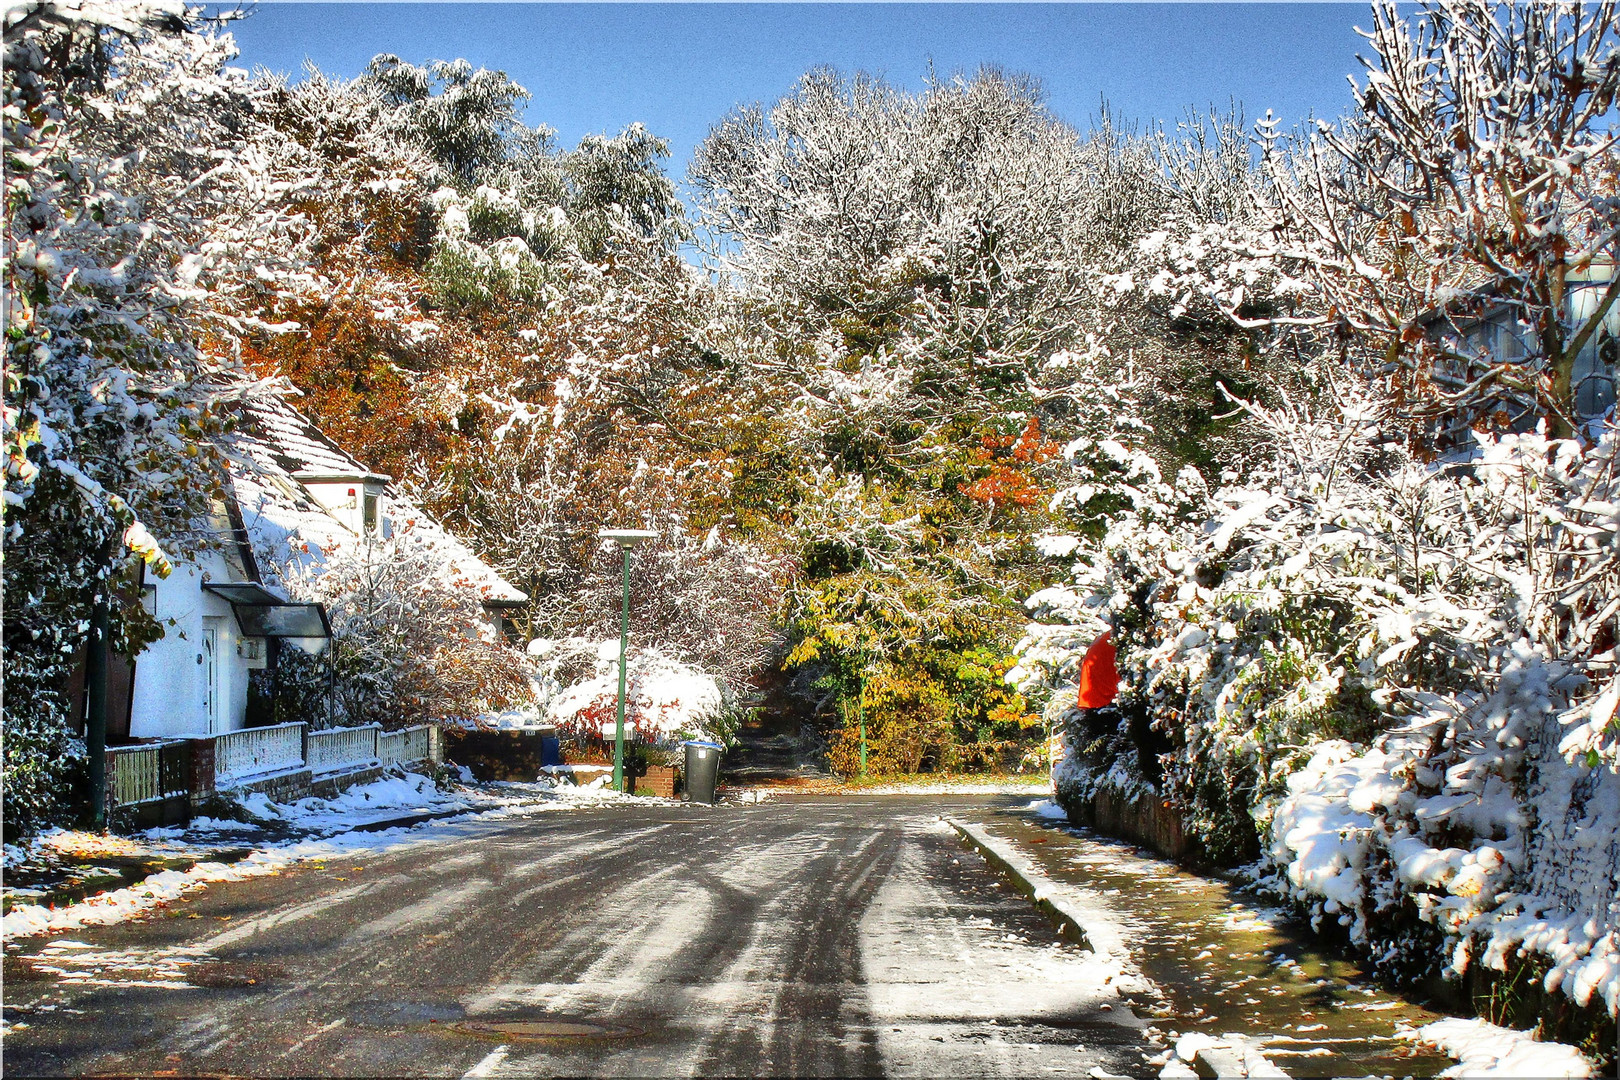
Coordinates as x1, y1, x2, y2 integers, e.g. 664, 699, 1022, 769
452, 1018, 632, 1041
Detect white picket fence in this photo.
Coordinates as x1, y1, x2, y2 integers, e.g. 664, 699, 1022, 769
307, 724, 382, 775
215, 722, 305, 783
379, 725, 433, 767
208, 722, 439, 787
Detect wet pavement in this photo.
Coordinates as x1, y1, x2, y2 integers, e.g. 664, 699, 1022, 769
3, 797, 1149, 1078
955, 801, 1457, 1077
2, 793, 1467, 1077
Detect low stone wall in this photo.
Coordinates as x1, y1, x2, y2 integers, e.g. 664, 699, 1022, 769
229, 767, 315, 803
310, 765, 386, 799
1052, 708, 1196, 864
1084, 787, 1190, 861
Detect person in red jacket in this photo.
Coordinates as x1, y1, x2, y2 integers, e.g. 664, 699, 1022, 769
1077, 630, 1119, 710
1073, 629, 1123, 750
1071, 627, 1172, 784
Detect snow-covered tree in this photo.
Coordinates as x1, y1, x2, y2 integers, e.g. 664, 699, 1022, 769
280, 525, 531, 728
1134, 1, 1620, 437
2, 2, 317, 834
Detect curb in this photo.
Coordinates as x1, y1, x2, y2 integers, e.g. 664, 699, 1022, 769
943, 815, 1097, 952
946, 816, 1296, 1080
348, 806, 472, 833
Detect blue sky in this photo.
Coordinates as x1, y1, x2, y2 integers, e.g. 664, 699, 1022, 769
225, 3, 1373, 201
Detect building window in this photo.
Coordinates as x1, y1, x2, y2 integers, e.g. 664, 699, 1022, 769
363, 492, 378, 532
1575, 329, 1618, 419
1495, 319, 1525, 363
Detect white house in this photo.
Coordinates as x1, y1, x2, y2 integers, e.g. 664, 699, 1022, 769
100, 392, 526, 742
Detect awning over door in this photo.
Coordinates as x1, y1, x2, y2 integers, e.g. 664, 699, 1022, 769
202, 583, 331, 639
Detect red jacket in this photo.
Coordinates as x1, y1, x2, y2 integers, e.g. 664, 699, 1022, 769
1077, 631, 1119, 709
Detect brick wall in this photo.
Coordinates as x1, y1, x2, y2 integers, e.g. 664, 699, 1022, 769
189, 737, 216, 795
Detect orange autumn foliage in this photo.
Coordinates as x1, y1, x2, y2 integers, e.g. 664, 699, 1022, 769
959, 416, 1062, 508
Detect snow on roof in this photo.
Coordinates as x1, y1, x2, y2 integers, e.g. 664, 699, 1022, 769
381, 490, 529, 606
232, 394, 386, 481
218, 390, 526, 607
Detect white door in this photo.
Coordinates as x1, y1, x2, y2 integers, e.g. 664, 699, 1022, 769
202, 619, 222, 733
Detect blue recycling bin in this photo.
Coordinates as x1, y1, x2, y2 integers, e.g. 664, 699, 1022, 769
683, 740, 723, 804
540, 736, 562, 768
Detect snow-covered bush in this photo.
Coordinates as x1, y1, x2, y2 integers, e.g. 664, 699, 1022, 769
1020, 379, 1620, 1013
524, 637, 732, 748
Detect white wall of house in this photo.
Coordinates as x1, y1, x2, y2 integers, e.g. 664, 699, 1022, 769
130, 551, 256, 739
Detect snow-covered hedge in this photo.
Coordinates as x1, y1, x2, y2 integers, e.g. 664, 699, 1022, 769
517, 637, 732, 748
1019, 388, 1620, 1016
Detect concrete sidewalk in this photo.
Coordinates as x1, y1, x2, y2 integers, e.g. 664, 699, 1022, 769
944, 803, 1456, 1079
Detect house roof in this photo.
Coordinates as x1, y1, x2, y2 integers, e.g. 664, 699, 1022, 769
218, 389, 527, 609
232, 395, 384, 480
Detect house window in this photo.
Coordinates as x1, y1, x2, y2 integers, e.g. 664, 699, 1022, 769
1575, 329, 1618, 419
363, 492, 378, 532
1495, 319, 1525, 363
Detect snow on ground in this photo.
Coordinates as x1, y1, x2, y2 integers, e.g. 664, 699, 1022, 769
1025, 798, 1069, 820
841, 779, 1050, 796
234, 770, 505, 834
1405, 1017, 1594, 1078
1, 773, 637, 942
1156, 1032, 1289, 1078
861, 828, 1148, 1078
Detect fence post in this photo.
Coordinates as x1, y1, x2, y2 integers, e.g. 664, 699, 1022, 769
102, 750, 118, 814
189, 736, 217, 798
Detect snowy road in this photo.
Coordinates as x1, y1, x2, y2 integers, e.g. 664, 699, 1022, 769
2, 797, 1150, 1077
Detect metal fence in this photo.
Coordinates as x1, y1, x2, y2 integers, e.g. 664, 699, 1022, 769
108, 741, 191, 806
306, 724, 381, 775
215, 722, 305, 783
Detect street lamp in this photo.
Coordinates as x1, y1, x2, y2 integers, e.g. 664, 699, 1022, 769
857, 648, 868, 779
599, 528, 657, 793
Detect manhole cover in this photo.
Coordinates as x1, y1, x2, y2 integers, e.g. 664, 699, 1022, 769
453, 1018, 632, 1041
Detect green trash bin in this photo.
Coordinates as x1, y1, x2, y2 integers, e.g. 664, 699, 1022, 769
683, 740, 723, 805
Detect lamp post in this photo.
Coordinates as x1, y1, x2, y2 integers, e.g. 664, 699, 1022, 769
598, 529, 657, 793
857, 650, 868, 779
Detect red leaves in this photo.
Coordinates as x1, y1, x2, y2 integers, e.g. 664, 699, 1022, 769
961, 416, 1061, 508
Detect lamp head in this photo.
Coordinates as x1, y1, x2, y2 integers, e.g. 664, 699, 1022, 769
598, 528, 659, 548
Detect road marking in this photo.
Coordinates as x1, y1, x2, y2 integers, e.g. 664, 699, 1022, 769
207, 880, 382, 948
462, 1044, 509, 1077
283, 1018, 344, 1057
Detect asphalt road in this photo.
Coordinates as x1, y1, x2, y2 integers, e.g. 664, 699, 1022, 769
3, 796, 1150, 1078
